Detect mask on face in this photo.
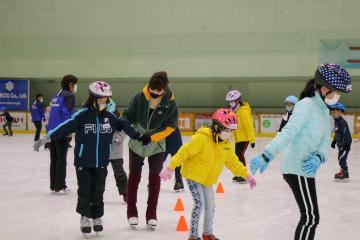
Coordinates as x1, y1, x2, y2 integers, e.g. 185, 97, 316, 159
324, 92, 340, 106
39, 98, 43, 103
98, 103, 106, 111
229, 101, 237, 109
150, 92, 162, 99
219, 130, 232, 141
72, 84, 78, 94
285, 105, 294, 112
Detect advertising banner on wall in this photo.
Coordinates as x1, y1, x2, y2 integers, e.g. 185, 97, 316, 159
260, 114, 283, 133
178, 112, 194, 132
194, 113, 213, 130
0, 79, 29, 111
0, 112, 27, 130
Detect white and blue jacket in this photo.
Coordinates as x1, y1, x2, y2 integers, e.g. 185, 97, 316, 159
265, 91, 331, 177
47, 107, 140, 168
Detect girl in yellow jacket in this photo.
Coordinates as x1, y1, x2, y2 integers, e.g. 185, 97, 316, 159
160, 108, 256, 240
226, 90, 256, 183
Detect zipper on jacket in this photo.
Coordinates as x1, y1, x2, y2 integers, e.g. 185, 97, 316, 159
79, 144, 84, 157
96, 117, 100, 168
147, 101, 160, 132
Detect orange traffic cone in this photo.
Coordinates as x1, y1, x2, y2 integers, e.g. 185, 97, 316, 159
174, 197, 185, 212
176, 215, 188, 232
216, 182, 224, 193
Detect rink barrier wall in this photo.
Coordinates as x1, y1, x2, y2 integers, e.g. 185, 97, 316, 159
2, 111, 360, 138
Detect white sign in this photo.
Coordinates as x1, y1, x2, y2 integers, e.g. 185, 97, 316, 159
0, 112, 27, 130
260, 114, 283, 133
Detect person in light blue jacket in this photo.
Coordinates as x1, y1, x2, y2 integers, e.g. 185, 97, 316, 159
250, 64, 352, 240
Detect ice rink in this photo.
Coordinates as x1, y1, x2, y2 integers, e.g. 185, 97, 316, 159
1, 134, 359, 240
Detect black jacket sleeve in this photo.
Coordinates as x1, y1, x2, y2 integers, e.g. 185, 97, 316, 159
114, 117, 140, 140
279, 119, 287, 132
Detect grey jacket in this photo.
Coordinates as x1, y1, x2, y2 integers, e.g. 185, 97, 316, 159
110, 130, 126, 160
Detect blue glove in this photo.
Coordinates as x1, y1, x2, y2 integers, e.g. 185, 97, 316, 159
250, 151, 273, 175
302, 154, 322, 175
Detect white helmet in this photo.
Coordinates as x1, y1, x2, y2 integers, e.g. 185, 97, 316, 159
89, 81, 112, 98
226, 90, 241, 101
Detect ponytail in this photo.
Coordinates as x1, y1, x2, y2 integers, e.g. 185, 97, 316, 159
300, 79, 322, 100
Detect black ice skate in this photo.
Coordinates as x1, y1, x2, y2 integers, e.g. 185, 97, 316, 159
92, 218, 103, 232
80, 216, 92, 234
233, 176, 247, 184
174, 179, 184, 192
334, 170, 349, 182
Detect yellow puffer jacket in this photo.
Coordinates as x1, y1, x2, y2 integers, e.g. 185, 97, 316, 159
232, 102, 256, 144
168, 127, 249, 187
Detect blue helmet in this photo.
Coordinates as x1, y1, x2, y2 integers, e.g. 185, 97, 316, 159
329, 103, 346, 112
285, 95, 298, 104
106, 98, 116, 113
315, 63, 352, 93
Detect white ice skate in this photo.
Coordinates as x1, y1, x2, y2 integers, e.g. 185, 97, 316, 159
53, 188, 71, 195
92, 218, 103, 233
128, 217, 139, 228
146, 219, 157, 230
80, 216, 92, 238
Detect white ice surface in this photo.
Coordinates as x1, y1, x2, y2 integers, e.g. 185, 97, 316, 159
1, 135, 359, 240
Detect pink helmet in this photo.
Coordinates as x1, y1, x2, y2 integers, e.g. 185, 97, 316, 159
212, 108, 238, 130
226, 90, 241, 101
89, 81, 112, 98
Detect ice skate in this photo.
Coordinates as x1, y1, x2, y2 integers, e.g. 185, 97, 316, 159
174, 180, 184, 192
202, 233, 220, 240
92, 217, 103, 232
334, 170, 349, 182
80, 216, 92, 236
128, 217, 139, 228
53, 188, 71, 195
232, 176, 247, 184
146, 219, 157, 230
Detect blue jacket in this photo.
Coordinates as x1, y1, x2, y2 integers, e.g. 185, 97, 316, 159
333, 117, 352, 149
265, 91, 331, 177
165, 127, 183, 154
46, 89, 75, 133
47, 108, 140, 168
31, 101, 44, 122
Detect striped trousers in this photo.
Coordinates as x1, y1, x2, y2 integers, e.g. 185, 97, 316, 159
283, 174, 320, 240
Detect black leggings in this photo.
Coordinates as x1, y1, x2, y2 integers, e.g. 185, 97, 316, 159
110, 158, 127, 195
3, 121, 13, 135
338, 147, 350, 171
33, 121, 42, 141
235, 141, 249, 166
283, 174, 319, 240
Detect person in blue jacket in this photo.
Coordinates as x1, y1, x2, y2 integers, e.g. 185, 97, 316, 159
329, 103, 352, 182
250, 64, 352, 240
163, 127, 184, 191
31, 94, 45, 141
34, 81, 150, 235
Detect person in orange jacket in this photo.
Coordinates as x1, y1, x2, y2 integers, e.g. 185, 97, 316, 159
226, 90, 256, 183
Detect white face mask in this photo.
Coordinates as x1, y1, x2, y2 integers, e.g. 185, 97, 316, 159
219, 130, 232, 141
98, 103, 106, 111
229, 101, 237, 108
324, 93, 340, 106
285, 105, 294, 112
72, 84, 78, 94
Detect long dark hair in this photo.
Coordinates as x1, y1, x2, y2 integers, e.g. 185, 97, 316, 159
300, 78, 322, 100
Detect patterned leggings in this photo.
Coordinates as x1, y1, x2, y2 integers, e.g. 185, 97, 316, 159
187, 179, 215, 238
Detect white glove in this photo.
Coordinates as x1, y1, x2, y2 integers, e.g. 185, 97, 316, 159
33, 135, 51, 152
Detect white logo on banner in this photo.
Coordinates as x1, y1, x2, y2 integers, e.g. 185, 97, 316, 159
5, 81, 14, 91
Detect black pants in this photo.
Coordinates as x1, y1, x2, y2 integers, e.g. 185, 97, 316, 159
3, 121, 13, 135
50, 139, 69, 190
76, 167, 108, 219
283, 174, 319, 240
164, 148, 182, 183
33, 121, 42, 141
338, 147, 350, 171
110, 158, 127, 195
235, 141, 249, 166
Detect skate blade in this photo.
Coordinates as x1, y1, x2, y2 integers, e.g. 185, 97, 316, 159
334, 178, 350, 183
147, 224, 156, 230
130, 224, 138, 229
174, 188, 185, 192
82, 233, 91, 238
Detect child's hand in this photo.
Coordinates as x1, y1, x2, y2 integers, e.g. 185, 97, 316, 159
245, 175, 257, 189
159, 166, 173, 181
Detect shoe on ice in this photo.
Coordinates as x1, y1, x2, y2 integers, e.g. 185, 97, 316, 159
80, 216, 92, 233
147, 219, 157, 228
128, 217, 139, 226
202, 234, 220, 240
92, 218, 103, 232
334, 170, 349, 182
54, 188, 71, 194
